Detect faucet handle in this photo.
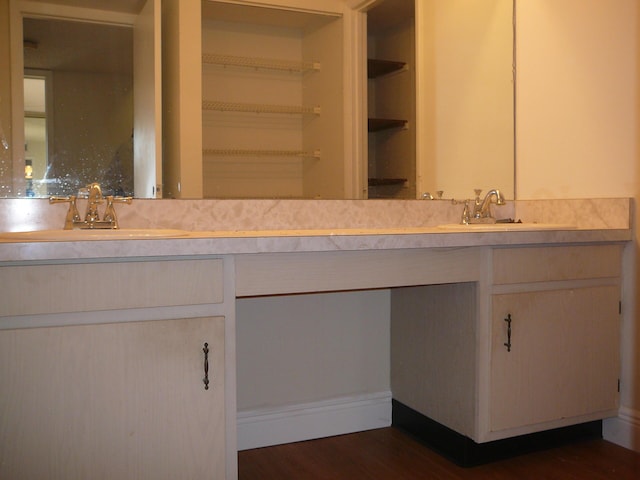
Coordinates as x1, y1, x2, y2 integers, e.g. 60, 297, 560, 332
112, 195, 133, 205
461, 200, 471, 224
102, 196, 133, 228
49, 195, 73, 204
49, 195, 81, 229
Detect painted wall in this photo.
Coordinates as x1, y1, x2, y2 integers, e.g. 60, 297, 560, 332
516, 0, 639, 450
516, 0, 636, 199
236, 290, 390, 411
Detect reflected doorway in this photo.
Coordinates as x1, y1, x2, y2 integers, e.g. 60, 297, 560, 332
23, 74, 49, 197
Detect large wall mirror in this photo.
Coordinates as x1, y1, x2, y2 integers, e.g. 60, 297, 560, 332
0, 0, 514, 201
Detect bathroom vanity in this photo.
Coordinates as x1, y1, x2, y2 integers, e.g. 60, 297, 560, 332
390, 244, 622, 464
0, 198, 631, 479
0, 257, 234, 479
236, 243, 622, 445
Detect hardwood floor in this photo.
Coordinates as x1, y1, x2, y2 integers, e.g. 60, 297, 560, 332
238, 427, 640, 479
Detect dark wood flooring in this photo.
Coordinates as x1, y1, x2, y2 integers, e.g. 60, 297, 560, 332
238, 427, 640, 479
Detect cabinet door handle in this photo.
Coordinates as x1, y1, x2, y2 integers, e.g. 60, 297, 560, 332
504, 314, 512, 352
203, 342, 210, 390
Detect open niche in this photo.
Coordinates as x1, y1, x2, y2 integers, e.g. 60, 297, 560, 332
200, 1, 344, 199
367, 0, 415, 199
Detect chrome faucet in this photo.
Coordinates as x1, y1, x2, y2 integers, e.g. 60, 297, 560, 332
422, 191, 444, 200
470, 189, 506, 223
459, 189, 506, 224
50, 182, 132, 229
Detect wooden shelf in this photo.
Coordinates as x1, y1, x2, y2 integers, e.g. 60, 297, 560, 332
368, 118, 407, 132
368, 178, 407, 186
368, 58, 406, 78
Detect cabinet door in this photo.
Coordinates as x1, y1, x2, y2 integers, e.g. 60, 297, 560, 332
0, 316, 225, 480
490, 286, 619, 433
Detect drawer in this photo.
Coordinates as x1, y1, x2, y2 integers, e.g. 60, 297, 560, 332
1, 258, 224, 317
493, 245, 622, 285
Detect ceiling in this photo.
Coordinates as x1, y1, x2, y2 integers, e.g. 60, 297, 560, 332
201, 1, 338, 30
23, 16, 133, 75
367, 0, 414, 33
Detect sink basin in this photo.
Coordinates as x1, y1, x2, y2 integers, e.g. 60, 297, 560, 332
437, 223, 577, 232
0, 228, 190, 242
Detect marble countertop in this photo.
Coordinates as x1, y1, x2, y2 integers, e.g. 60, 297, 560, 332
0, 225, 630, 263
0, 197, 631, 263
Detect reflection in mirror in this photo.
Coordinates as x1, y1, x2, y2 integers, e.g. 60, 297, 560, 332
22, 16, 134, 197
415, 0, 515, 200
23, 75, 47, 197
367, 0, 416, 200
3, 0, 161, 199
1, 0, 514, 201
365, 0, 515, 201
194, 0, 344, 200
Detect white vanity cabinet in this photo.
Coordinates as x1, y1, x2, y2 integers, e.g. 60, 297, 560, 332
483, 245, 622, 440
0, 257, 234, 480
0, 227, 628, 474
392, 244, 623, 449
489, 287, 619, 433
0, 316, 225, 480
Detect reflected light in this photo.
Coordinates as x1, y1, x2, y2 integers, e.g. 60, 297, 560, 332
4, 199, 47, 232
25, 160, 33, 179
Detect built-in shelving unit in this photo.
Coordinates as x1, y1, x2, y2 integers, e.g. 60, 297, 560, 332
199, 1, 344, 199
366, 0, 416, 199
367, 59, 410, 193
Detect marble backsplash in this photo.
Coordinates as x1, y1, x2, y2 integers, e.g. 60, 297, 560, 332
0, 197, 632, 232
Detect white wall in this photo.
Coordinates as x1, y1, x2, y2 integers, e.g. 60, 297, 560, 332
236, 290, 390, 410
516, 0, 640, 451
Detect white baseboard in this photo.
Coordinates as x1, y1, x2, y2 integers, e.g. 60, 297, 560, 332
237, 391, 392, 451
603, 406, 640, 452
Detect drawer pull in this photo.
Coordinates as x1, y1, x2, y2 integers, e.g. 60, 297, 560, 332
504, 314, 512, 352
203, 342, 210, 390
